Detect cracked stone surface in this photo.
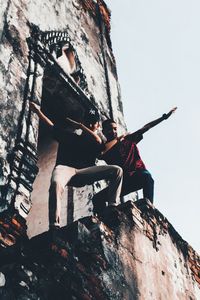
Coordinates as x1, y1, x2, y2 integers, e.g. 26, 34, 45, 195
0, 0, 127, 229
0, 200, 199, 300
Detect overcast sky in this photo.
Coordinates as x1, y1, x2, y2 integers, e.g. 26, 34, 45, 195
105, 0, 200, 253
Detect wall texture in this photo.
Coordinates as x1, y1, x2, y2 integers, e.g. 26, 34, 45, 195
0, 2, 199, 299
0, 200, 199, 299
0, 0, 126, 241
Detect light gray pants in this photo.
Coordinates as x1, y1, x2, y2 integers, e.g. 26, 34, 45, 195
49, 164, 123, 227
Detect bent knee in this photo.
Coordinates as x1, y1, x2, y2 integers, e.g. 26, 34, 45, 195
49, 181, 64, 193
111, 165, 123, 177
144, 172, 154, 184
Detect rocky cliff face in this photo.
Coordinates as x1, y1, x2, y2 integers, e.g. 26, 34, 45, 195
0, 200, 199, 300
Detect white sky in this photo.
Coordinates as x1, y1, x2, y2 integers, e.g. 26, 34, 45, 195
106, 0, 200, 253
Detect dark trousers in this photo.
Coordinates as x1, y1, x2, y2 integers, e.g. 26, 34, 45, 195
92, 169, 154, 214
122, 170, 154, 201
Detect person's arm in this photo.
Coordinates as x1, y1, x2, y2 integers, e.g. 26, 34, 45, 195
29, 102, 54, 127
66, 117, 102, 144
127, 107, 177, 140
100, 134, 125, 156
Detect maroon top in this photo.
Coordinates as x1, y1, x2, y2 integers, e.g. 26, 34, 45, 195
102, 132, 146, 175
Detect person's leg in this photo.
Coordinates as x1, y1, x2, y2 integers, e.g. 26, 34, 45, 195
92, 187, 109, 214
121, 170, 154, 202
68, 165, 123, 206
121, 172, 142, 196
142, 170, 154, 203
49, 165, 76, 228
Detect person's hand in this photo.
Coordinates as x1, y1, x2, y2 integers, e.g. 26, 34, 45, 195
163, 107, 177, 119
169, 107, 177, 114
66, 117, 81, 128
29, 102, 41, 114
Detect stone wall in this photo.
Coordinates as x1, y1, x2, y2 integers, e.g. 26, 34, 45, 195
0, 0, 126, 242
0, 2, 199, 299
0, 200, 199, 299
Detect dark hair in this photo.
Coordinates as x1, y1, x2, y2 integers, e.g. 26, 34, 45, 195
85, 108, 100, 126
102, 119, 116, 130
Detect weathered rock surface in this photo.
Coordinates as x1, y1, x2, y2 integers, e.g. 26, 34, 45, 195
0, 200, 199, 300
0, 0, 128, 239
1, 2, 199, 299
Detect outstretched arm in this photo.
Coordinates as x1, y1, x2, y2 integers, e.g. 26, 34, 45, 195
29, 102, 54, 127
66, 117, 102, 144
127, 107, 177, 138
100, 134, 125, 156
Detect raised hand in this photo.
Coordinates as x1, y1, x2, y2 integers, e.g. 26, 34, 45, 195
164, 107, 178, 119
29, 101, 41, 114
169, 107, 177, 114
29, 101, 54, 127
